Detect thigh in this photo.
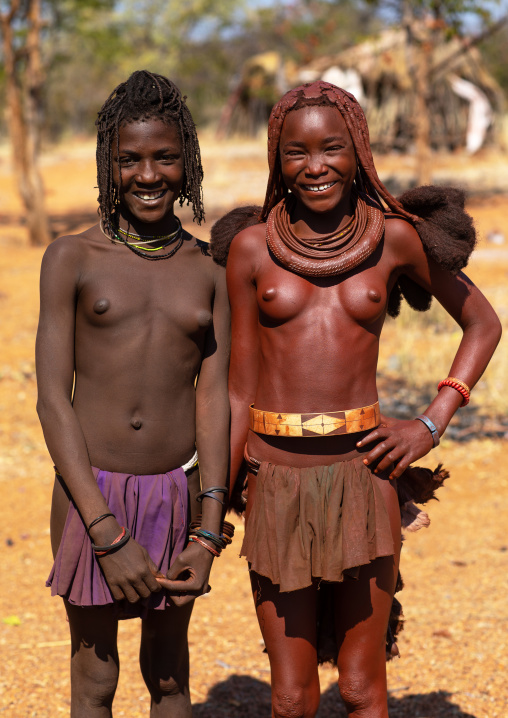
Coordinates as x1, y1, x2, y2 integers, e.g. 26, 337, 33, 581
65, 600, 119, 665
250, 571, 319, 690
334, 472, 401, 670
140, 602, 194, 676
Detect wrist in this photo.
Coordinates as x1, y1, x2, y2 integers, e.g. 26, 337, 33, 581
88, 516, 121, 545
415, 415, 440, 447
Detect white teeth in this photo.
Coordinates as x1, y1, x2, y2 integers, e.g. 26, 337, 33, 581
136, 191, 165, 200
305, 182, 335, 192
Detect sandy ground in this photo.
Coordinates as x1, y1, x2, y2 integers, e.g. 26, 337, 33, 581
0, 138, 507, 717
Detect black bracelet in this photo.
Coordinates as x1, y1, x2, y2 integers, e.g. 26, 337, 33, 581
92, 527, 131, 554
87, 513, 115, 532
196, 486, 228, 503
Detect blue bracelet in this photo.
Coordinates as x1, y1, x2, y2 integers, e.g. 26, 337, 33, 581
415, 415, 440, 447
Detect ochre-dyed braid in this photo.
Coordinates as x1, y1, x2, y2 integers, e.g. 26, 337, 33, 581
260, 81, 419, 224
95, 70, 204, 236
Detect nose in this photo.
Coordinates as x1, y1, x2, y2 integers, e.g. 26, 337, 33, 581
135, 159, 160, 184
305, 153, 327, 178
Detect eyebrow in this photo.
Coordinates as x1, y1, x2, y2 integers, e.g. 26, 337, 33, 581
282, 136, 345, 148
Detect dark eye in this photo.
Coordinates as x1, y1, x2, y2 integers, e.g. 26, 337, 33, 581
118, 156, 135, 166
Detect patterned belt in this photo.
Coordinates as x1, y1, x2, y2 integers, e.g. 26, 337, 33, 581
249, 401, 380, 438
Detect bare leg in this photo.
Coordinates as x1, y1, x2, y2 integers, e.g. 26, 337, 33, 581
140, 602, 194, 717
251, 572, 321, 718
334, 474, 402, 718
65, 601, 120, 718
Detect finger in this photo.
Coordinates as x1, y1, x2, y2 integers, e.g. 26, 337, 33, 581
372, 447, 405, 474
109, 585, 127, 602
165, 562, 190, 582
156, 577, 200, 594
142, 570, 163, 593
357, 427, 388, 447
362, 440, 395, 465
122, 585, 141, 604
389, 455, 413, 480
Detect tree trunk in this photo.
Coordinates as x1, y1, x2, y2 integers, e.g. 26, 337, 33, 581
1, 0, 51, 247
414, 41, 432, 186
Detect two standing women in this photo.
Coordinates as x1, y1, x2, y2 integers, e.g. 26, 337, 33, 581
214, 82, 501, 718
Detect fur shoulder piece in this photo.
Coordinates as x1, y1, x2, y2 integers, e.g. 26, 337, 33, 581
397, 185, 477, 274
387, 185, 477, 318
210, 205, 263, 267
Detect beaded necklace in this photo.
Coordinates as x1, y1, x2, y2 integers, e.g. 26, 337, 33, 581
100, 218, 185, 261
266, 192, 385, 277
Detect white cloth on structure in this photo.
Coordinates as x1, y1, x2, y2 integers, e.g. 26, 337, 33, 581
449, 74, 492, 154
321, 67, 365, 106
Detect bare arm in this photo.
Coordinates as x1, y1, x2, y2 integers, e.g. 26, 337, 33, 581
359, 219, 502, 477
36, 236, 161, 601
227, 227, 262, 491
158, 262, 231, 603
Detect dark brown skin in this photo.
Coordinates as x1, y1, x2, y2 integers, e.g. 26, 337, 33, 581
36, 118, 230, 718
227, 106, 501, 718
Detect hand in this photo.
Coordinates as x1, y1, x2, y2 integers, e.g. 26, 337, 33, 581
97, 538, 163, 603
156, 542, 214, 606
356, 417, 435, 480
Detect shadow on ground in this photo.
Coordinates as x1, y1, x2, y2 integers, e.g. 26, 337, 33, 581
193, 675, 477, 717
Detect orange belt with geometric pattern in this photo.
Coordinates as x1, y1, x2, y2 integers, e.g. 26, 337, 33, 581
249, 401, 380, 438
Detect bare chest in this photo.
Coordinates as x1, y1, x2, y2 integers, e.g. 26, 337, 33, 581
76, 251, 214, 337
255, 258, 391, 328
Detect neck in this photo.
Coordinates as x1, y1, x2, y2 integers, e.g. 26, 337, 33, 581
289, 195, 354, 238
116, 210, 179, 239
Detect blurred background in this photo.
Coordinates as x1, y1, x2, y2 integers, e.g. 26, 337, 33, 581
1, 3, 508, 717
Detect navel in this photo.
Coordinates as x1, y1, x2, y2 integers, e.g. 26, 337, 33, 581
93, 298, 110, 314
368, 289, 381, 303
131, 418, 142, 430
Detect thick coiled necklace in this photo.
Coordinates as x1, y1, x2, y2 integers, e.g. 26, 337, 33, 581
266, 191, 385, 277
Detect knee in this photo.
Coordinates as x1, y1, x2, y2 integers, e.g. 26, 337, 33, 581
71, 658, 119, 707
152, 674, 186, 700
272, 687, 319, 718
338, 662, 386, 714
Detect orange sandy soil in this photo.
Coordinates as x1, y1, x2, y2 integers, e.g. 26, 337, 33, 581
0, 137, 507, 717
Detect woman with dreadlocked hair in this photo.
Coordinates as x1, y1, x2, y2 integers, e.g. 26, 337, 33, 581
212, 81, 500, 718
36, 71, 229, 717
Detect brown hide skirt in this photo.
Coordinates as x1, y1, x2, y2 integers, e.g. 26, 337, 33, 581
240, 456, 395, 594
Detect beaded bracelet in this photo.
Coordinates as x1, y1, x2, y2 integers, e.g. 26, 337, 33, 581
87, 513, 115, 532
92, 527, 131, 556
437, 377, 470, 407
188, 535, 221, 557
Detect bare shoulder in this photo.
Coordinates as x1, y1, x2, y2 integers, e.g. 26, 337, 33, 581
228, 222, 266, 269
41, 224, 101, 274
384, 215, 426, 268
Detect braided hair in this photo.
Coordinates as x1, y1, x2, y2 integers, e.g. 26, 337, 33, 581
96, 70, 204, 233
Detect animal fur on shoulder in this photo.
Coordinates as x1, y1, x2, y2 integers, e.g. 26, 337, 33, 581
388, 185, 477, 317
210, 205, 262, 268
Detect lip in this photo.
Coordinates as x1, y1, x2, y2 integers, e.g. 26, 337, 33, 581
132, 189, 168, 203
301, 181, 337, 193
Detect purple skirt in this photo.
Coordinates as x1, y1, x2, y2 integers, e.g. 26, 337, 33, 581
46, 466, 189, 618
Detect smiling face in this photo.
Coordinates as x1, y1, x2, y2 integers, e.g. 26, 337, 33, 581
279, 105, 357, 223
112, 117, 184, 231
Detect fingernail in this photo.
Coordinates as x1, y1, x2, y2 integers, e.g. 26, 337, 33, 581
363, 459, 368, 465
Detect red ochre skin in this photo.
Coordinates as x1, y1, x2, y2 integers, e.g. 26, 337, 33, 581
36, 117, 230, 717
227, 105, 501, 717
